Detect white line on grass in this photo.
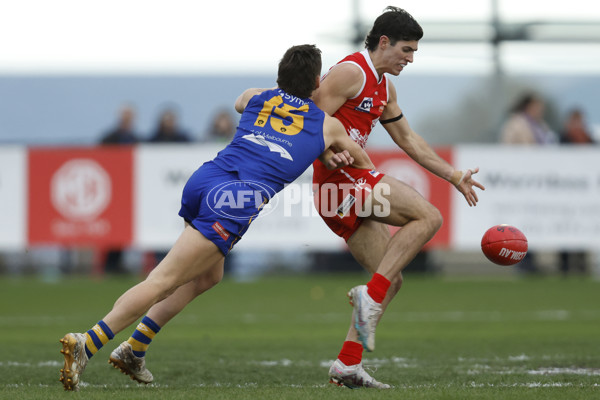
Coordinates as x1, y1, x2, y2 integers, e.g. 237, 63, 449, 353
4, 381, 597, 389
0, 361, 61, 367
528, 367, 600, 376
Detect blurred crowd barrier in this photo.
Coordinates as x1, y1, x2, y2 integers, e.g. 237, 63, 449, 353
1, 144, 599, 277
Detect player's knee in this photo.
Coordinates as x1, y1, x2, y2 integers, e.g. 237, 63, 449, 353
187, 264, 224, 297
143, 276, 180, 302
195, 267, 223, 293
424, 205, 443, 235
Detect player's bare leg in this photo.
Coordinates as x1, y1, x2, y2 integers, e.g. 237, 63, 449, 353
367, 175, 442, 280
60, 225, 224, 391
102, 225, 224, 333
348, 176, 442, 351
109, 260, 225, 383
347, 176, 441, 351
147, 260, 225, 326
345, 219, 402, 342
328, 194, 403, 389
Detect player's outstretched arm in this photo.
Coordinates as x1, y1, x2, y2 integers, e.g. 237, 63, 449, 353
321, 114, 375, 170
381, 83, 484, 205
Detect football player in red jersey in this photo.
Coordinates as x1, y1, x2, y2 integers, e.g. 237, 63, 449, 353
315, 6, 485, 389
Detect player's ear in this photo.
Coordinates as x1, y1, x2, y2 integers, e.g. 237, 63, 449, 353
314, 75, 320, 90
379, 35, 390, 50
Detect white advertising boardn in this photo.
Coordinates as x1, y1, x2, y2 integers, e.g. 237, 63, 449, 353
452, 146, 600, 251
134, 145, 219, 249
0, 146, 26, 250
133, 144, 344, 251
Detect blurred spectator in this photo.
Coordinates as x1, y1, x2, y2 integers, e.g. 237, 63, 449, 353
148, 108, 191, 143
558, 108, 594, 275
100, 105, 140, 145
204, 109, 236, 143
500, 92, 558, 145
98, 105, 141, 274
499, 93, 559, 274
146, 107, 191, 267
560, 108, 595, 144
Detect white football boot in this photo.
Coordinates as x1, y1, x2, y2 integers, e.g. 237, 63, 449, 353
348, 285, 382, 352
59, 332, 89, 391
329, 359, 391, 389
109, 341, 154, 384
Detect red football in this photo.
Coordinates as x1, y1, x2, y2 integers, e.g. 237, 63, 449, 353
481, 225, 528, 266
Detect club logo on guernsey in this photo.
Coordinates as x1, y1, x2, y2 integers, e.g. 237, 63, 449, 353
355, 97, 374, 113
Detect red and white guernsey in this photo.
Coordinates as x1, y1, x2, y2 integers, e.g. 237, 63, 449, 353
313, 50, 388, 182
312, 50, 389, 241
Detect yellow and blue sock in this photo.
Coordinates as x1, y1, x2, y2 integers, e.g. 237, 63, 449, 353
84, 320, 115, 359
127, 316, 161, 358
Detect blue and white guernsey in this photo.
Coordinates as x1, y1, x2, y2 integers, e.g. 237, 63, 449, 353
212, 88, 326, 194
179, 88, 326, 255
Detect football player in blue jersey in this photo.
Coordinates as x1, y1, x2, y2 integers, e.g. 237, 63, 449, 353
58, 44, 375, 391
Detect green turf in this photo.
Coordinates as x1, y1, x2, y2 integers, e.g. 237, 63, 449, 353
1, 273, 599, 399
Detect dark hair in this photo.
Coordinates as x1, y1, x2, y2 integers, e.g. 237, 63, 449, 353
512, 92, 541, 113
277, 44, 322, 99
365, 6, 423, 51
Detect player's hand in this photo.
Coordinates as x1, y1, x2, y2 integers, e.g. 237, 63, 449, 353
326, 150, 354, 169
454, 167, 485, 207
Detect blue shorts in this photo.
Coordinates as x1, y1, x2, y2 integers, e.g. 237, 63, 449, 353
178, 161, 271, 255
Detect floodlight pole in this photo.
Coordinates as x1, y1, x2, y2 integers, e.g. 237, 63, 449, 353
490, 0, 506, 139
351, 0, 363, 48
490, 0, 503, 77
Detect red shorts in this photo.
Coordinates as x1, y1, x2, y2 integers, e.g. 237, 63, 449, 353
313, 166, 385, 241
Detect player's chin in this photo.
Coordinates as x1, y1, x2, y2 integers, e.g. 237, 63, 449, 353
392, 66, 405, 75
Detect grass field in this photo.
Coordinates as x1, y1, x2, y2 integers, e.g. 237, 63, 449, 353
1, 272, 599, 399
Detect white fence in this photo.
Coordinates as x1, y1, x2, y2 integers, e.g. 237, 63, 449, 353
1, 144, 599, 255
